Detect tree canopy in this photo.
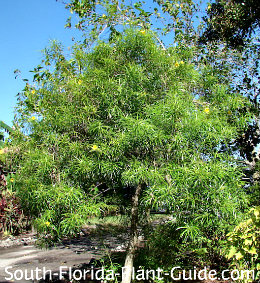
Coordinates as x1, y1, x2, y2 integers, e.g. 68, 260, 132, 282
201, 0, 260, 47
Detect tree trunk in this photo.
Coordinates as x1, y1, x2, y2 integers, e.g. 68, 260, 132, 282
122, 183, 142, 283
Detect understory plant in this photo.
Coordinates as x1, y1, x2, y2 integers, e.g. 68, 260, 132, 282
225, 206, 260, 282
0, 173, 30, 236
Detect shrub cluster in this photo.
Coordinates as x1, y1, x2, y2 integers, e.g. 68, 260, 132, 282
0, 167, 30, 236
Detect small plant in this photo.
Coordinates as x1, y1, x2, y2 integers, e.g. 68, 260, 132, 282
101, 251, 123, 283
225, 206, 260, 282
0, 185, 30, 236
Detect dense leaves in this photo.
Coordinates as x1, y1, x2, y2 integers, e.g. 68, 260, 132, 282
201, 0, 260, 48
6, 30, 252, 248
3, 0, 260, 278
0, 167, 30, 236
226, 206, 260, 281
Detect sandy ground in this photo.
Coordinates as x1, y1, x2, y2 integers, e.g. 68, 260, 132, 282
0, 244, 103, 283
0, 227, 127, 283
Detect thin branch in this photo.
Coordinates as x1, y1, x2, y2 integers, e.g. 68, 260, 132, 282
91, 187, 112, 199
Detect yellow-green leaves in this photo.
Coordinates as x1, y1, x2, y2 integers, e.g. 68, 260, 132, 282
235, 251, 243, 260
227, 246, 237, 259
225, 206, 260, 279
244, 239, 253, 246
9, 29, 255, 250
253, 207, 260, 218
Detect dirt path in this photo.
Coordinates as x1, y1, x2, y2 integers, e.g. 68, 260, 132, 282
0, 226, 128, 283
0, 244, 103, 283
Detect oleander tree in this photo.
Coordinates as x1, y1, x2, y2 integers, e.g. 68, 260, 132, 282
2, 0, 259, 281
62, 0, 260, 167
4, 28, 254, 282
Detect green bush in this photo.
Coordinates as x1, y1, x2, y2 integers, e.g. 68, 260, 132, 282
0, 175, 30, 235
225, 206, 260, 282
8, 29, 253, 250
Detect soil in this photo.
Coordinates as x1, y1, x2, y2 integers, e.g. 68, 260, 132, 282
0, 224, 128, 283
0, 219, 232, 283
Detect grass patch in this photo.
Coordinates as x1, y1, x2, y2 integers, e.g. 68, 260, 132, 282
85, 215, 129, 226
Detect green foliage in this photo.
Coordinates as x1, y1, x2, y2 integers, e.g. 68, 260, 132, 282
0, 4, 259, 283
0, 121, 13, 134
8, 29, 253, 250
18, 182, 109, 243
225, 206, 260, 282
64, 0, 201, 46
141, 222, 220, 270
0, 121, 13, 149
202, 0, 260, 47
0, 2, 259, 281
0, 122, 29, 236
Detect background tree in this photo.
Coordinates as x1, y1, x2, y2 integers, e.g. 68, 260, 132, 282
200, 0, 260, 161
201, 0, 260, 48
199, 1, 260, 277
61, 0, 202, 46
